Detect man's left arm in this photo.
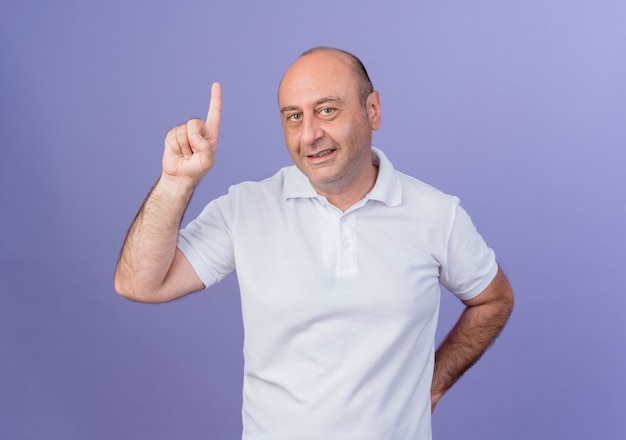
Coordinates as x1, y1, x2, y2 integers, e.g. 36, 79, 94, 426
431, 266, 514, 411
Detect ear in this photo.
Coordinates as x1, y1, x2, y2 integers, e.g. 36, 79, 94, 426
366, 91, 381, 131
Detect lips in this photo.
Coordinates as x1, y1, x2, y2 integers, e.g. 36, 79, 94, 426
309, 149, 335, 158
305, 146, 339, 162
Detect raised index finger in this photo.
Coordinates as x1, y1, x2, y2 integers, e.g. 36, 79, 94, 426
205, 82, 222, 131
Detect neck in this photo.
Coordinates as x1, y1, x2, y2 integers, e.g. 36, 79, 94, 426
317, 164, 379, 212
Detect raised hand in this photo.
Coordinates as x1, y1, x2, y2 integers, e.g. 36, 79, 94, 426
162, 82, 222, 184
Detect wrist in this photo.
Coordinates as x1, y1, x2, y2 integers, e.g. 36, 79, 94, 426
158, 171, 200, 193
157, 172, 199, 197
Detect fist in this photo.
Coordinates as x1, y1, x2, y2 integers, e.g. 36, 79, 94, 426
162, 82, 222, 183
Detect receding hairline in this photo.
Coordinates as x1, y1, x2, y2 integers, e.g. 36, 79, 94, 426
278, 46, 375, 106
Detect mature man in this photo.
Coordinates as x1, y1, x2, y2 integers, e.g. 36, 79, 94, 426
115, 47, 514, 439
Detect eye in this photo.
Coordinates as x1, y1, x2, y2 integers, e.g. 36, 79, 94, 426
287, 113, 302, 122
320, 107, 334, 115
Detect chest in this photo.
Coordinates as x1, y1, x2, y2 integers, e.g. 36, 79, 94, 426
232, 198, 447, 314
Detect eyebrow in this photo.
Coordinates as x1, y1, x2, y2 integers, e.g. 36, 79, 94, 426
280, 96, 344, 114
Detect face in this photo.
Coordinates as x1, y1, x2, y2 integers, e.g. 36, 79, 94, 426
278, 50, 381, 197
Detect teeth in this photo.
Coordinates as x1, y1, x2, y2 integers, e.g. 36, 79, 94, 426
313, 150, 333, 157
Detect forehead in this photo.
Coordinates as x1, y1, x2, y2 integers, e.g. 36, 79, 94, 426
278, 51, 359, 106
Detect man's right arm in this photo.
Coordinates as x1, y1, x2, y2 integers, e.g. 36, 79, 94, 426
114, 83, 222, 303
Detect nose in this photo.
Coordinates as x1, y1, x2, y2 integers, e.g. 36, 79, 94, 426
300, 113, 324, 147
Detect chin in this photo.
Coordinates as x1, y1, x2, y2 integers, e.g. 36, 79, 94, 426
310, 174, 344, 192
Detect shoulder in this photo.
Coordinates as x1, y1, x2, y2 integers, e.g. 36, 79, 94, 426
191, 167, 294, 225
371, 148, 458, 213
394, 170, 461, 217
397, 170, 453, 198
226, 166, 293, 198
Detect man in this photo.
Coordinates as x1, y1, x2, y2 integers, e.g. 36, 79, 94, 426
115, 47, 514, 439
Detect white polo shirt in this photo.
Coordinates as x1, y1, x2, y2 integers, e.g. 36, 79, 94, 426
178, 148, 497, 440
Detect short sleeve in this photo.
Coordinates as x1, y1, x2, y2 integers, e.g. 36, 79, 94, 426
177, 191, 237, 289
439, 198, 498, 301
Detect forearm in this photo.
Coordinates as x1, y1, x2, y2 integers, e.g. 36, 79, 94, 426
114, 174, 196, 300
431, 269, 514, 408
432, 302, 509, 394
114, 84, 221, 302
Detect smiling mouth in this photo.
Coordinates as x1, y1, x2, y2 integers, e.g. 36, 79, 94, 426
308, 149, 336, 158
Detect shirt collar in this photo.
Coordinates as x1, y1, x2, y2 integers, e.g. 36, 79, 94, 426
283, 147, 402, 207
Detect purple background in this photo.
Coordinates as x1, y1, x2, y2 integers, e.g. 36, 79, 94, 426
1, 1, 625, 438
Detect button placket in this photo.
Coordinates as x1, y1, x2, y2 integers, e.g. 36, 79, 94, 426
337, 213, 357, 275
